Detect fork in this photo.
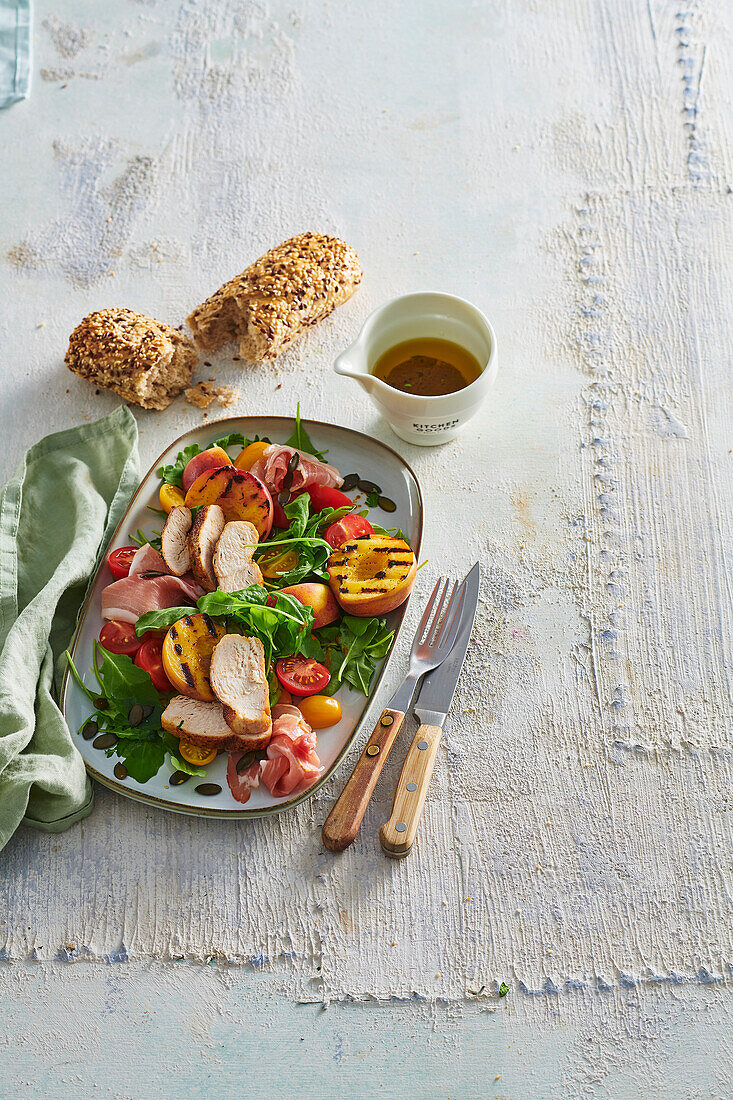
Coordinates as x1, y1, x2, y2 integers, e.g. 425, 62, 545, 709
321, 576, 465, 852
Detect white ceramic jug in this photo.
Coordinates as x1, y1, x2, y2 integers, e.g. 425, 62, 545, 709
334, 292, 497, 446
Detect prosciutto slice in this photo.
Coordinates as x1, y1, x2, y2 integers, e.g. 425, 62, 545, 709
259, 705, 322, 798
101, 574, 203, 623
128, 543, 168, 576
225, 756, 261, 805
249, 445, 343, 495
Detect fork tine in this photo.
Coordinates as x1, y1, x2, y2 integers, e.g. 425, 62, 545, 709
427, 579, 460, 647
416, 576, 446, 644
435, 582, 465, 652
424, 577, 451, 645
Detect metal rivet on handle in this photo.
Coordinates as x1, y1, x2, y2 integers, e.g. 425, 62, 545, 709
406, 782, 417, 791
395, 822, 407, 833
366, 745, 380, 757
381, 715, 394, 727
417, 740, 428, 750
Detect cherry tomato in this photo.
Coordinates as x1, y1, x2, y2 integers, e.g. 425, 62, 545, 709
297, 694, 342, 729
272, 500, 291, 529
107, 546, 139, 580
234, 441, 270, 471
259, 547, 298, 579
324, 513, 374, 549
159, 483, 185, 513
293, 485, 353, 511
135, 637, 174, 692
177, 741, 218, 766
275, 656, 331, 697
99, 619, 142, 657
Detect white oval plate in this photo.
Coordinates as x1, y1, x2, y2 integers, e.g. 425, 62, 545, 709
60, 416, 423, 819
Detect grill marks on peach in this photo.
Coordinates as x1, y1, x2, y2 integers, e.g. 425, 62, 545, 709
161, 613, 226, 702
327, 535, 417, 615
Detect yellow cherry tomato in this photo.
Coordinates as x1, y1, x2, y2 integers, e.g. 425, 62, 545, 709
259, 547, 298, 579
297, 694, 342, 730
234, 441, 270, 471
177, 740, 218, 766
159, 483, 185, 513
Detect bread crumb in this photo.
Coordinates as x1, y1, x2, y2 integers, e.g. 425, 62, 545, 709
185, 382, 239, 409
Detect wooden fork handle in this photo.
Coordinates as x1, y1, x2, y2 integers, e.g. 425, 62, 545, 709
322, 708, 406, 852
379, 723, 442, 858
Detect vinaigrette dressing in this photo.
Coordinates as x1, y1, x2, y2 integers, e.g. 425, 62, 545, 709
371, 337, 482, 396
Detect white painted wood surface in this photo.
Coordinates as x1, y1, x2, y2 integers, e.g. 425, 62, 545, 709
1, 0, 731, 1095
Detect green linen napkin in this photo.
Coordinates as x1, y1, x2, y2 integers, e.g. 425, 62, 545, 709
0, 406, 139, 849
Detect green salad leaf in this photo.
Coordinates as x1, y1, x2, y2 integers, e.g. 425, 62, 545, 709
197, 584, 319, 667
157, 432, 270, 488
284, 403, 328, 462
318, 615, 394, 696
135, 606, 195, 636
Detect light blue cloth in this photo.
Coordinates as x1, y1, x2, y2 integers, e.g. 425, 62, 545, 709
0, 0, 30, 108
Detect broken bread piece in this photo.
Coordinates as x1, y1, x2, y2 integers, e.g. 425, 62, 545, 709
65, 308, 198, 410
213, 520, 263, 592
189, 504, 226, 592
161, 695, 264, 752
209, 634, 272, 744
160, 506, 192, 576
186, 232, 362, 362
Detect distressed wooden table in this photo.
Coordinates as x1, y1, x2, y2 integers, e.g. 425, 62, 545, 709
1, 1, 731, 1096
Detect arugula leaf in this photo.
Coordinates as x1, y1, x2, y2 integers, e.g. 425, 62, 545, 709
135, 606, 195, 637
284, 404, 328, 462
94, 645, 160, 707
318, 615, 394, 696
197, 585, 317, 666
116, 737, 166, 783
157, 432, 267, 487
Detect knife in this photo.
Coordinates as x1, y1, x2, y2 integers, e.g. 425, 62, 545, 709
379, 561, 480, 858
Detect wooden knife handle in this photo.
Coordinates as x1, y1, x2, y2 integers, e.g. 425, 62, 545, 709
379, 723, 442, 858
322, 708, 405, 852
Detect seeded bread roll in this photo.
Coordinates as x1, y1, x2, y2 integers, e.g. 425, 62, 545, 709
186, 232, 362, 362
65, 308, 198, 410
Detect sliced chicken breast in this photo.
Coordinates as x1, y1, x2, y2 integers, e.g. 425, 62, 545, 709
160, 506, 193, 576
189, 503, 226, 592
161, 695, 259, 752
213, 520, 263, 592
209, 633, 272, 745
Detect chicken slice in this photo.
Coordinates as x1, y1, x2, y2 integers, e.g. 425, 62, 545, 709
160, 506, 193, 576
213, 520, 263, 592
189, 504, 226, 592
161, 695, 259, 752
209, 633, 272, 745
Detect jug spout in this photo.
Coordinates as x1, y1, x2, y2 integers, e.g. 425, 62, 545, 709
334, 349, 377, 392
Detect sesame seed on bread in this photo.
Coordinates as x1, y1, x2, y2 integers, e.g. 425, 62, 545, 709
65, 308, 198, 410
186, 232, 362, 362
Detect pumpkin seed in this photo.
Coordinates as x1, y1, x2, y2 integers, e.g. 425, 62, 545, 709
340, 473, 360, 492
236, 751, 257, 773
128, 704, 144, 728
94, 697, 109, 710
113, 763, 128, 781
93, 733, 117, 750
357, 479, 381, 494
169, 771, 190, 786
81, 720, 99, 741
195, 783, 222, 797
378, 495, 397, 513
141, 704, 155, 720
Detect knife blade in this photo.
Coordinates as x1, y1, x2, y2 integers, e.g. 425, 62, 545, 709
413, 560, 480, 726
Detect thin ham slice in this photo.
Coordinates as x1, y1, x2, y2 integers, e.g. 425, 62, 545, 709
249, 445, 342, 495
259, 706, 322, 798
226, 756, 261, 804
101, 574, 203, 624
128, 543, 168, 576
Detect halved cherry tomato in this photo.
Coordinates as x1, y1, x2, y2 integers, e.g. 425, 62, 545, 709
234, 441, 270, 471
159, 483, 185, 513
99, 619, 142, 657
135, 636, 174, 692
177, 741, 218, 766
324, 513, 374, 549
272, 500, 291, 529
293, 485, 353, 511
259, 547, 298, 580
275, 656, 331, 697
297, 694, 342, 729
107, 546, 139, 580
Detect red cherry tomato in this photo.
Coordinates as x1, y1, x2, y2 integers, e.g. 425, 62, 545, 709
275, 656, 331, 697
107, 546, 139, 580
293, 485, 353, 511
99, 619, 142, 657
272, 500, 291, 529
134, 636, 173, 692
324, 513, 374, 549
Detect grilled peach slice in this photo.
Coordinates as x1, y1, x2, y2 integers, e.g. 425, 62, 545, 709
327, 536, 416, 616
184, 464, 273, 539
280, 582, 340, 628
181, 446, 230, 494
161, 612, 227, 702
